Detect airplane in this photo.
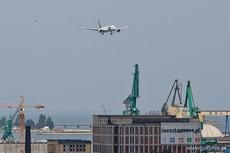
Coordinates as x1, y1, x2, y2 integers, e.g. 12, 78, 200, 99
81, 20, 128, 35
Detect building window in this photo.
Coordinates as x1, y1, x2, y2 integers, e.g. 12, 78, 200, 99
135, 136, 139, 144
140, 136, 144, 144
63, 145, 69, 152
150, 127, 153, 135
70, 145, 73, 151
154, 136, 158, 144
130, 136, 134, 144
114, 136, 118, 144
130, 127, 134, 135
130, 146, 134, 153
145, 145, 148, 153
73, 145, 76, 151
83, 145, 86, 151
145, 127, 148, 135
135, 127, 139, 135
114, 127, 118, 135
140, 127, 143, 135
125, 136, 129, 144
154, 127, 158, 135
145, 136, 148, 144
149, 136, 153, 144
125, 127, 129, 135
135, 145, 139, 153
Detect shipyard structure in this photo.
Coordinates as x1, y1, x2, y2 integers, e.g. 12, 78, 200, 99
92, 64, 230, 153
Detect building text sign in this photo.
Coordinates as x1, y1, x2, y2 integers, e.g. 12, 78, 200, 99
161, 122, 201, 144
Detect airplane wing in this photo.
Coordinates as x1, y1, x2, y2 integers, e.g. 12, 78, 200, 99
117, 26, 128, 29
80, 27, 98, 31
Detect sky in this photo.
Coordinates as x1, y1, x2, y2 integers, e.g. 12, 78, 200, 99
0, 1, 230, 118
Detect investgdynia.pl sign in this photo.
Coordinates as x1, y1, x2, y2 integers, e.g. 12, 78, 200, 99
161, 122, 201, 144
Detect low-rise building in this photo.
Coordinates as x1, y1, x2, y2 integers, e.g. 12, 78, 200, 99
47, 139, 91, 153
0, 140, 47, 153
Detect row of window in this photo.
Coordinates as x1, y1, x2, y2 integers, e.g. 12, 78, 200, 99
93, 126, 161, 135
97, 119, 118, 124
93, 135, 160, 144
63, 144, 86, 152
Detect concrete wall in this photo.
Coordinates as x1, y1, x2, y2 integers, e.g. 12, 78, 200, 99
0, 141, 47, 153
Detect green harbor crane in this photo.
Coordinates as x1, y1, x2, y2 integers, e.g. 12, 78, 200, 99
123, 64, 140, 115
184, 80, 200, 118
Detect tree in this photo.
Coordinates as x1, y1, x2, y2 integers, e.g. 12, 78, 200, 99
0, 116, 6, 128
162, 150, 172, 153
25, 119, 35, 129
45, 117, 54, 130
152, 150, 172, 153
36, 114, 46, 129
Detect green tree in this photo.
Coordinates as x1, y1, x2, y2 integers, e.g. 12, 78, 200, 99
13, 114, 20, 126
152, 150, 172, 153
36, 114, 46, 129
25, 119, 35, 129
45, 117, 54, 130
0, 116, 6, 128
162, 149, 172, 153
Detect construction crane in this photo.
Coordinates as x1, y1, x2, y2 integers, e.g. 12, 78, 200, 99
183, 80, 230, 146
183, 80, 199, 118
0, 96, 44, 141
184, 81, 230, 125
161, 79, 183, 118
123, 64, 140, 115
101, 105, 107, 115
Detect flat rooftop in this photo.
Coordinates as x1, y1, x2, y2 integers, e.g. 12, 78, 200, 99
93, 115, 196, 124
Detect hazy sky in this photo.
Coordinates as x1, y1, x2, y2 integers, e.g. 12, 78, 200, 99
0, 1, 230, 116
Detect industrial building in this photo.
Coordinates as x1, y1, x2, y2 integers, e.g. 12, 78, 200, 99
0, 140, 47, 153
93, 115, 202, 153
0, 139, 91, 153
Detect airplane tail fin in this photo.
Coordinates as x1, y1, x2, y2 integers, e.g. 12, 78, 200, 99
98, 20, 102, 28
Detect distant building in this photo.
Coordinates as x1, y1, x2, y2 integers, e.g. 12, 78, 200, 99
93, 115, 202, 153
47, 139, 91, 153
0, 140, 47, 153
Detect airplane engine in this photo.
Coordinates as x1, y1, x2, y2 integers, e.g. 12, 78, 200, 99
116, 29, 121, 32
98, 29, 102, 33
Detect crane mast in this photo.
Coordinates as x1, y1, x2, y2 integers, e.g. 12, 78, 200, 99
184, 81, 199, 118
123, 64, 140, 115
161, 79, 182, 116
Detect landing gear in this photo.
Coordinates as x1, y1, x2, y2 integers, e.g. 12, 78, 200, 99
110, 32, 113, 35
101, 33, 104, 35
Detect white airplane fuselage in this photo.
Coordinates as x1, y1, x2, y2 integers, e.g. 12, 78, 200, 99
98, 25, 118, 35
81, 21, 127, 35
